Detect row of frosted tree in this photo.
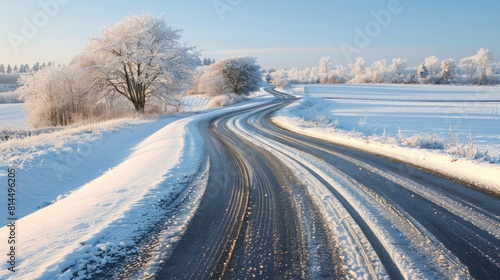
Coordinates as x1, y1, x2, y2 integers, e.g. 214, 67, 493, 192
268, 49, 497, 88
0, 62, 57, 74
15, 13, 262, 128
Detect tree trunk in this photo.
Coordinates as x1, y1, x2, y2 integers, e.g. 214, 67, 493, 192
133, 102, 145, 113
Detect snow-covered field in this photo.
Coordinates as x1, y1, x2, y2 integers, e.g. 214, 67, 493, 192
291, 84, 500, 157
273, 84, 500, 193
0, 103, 26, 128
0, 94, 273, 279
179, 94, 211, 112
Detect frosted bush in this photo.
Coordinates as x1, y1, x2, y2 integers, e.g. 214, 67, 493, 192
204, 94, 245, 109
404, 133, 444, 150
446, 131, 479, 159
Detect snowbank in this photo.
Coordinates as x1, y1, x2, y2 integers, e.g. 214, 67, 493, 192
0, 117, 182, 219
0, 116, 206, 279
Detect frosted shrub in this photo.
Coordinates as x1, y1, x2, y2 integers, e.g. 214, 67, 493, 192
477, 150, 499, 163
304, 110, 339, 131
404, 133, 444, 150
18, 66, 89, 127
397, 128, 407, 143
205, 95, 232, 108
445, 130, 480, 159
314, 114, 329, 126
17, 66, 133, 128
204, 94, 245, 109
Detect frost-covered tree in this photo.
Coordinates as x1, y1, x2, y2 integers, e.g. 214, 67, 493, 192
265, 73, 272, 83
193, 66, 228, 96
349, 57, 372, 84
389, 57, 407, 83
270, 69, 290, 88
424, 56, 441, 83
459, 49, 494, 84
6, 64, 12, 74
371, 59, 387, 83
287, 67, 300, 82
202, 58, 214, 66
350, 57, 365, 78
301, 67, 311, 83
390, 57, 407, 76
474, 48, 494, 84
417, 63, 429, 83
318, 56, 332, 84
475, 48, 493, 71
440, 58, 456, 84
74, 13, 198, 112
13, 65, 18, 72
319, 56, 331, 75
459, 56, 479, 84
32, 62, 41, 72
197, 56, 261, 95
309, 66, 319, 83
19, 64, 30, 73
0, 64, 5, 73
331, 65, 348, 83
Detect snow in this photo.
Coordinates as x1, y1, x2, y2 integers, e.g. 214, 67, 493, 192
179, 94, 211, 112
180, 93, 261, 112
273, 84, 500, 193
0, 117, 182, 219
0, 103, 27, 129
0, 94, 273, 279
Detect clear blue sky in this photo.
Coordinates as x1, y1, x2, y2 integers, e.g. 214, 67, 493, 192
1, 0, 499, 70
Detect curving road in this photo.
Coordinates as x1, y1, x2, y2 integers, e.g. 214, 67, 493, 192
154, 88, 499, 279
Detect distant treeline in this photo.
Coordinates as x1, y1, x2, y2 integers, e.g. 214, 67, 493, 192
268, 49, 499, 87
0, 62, 59, 75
